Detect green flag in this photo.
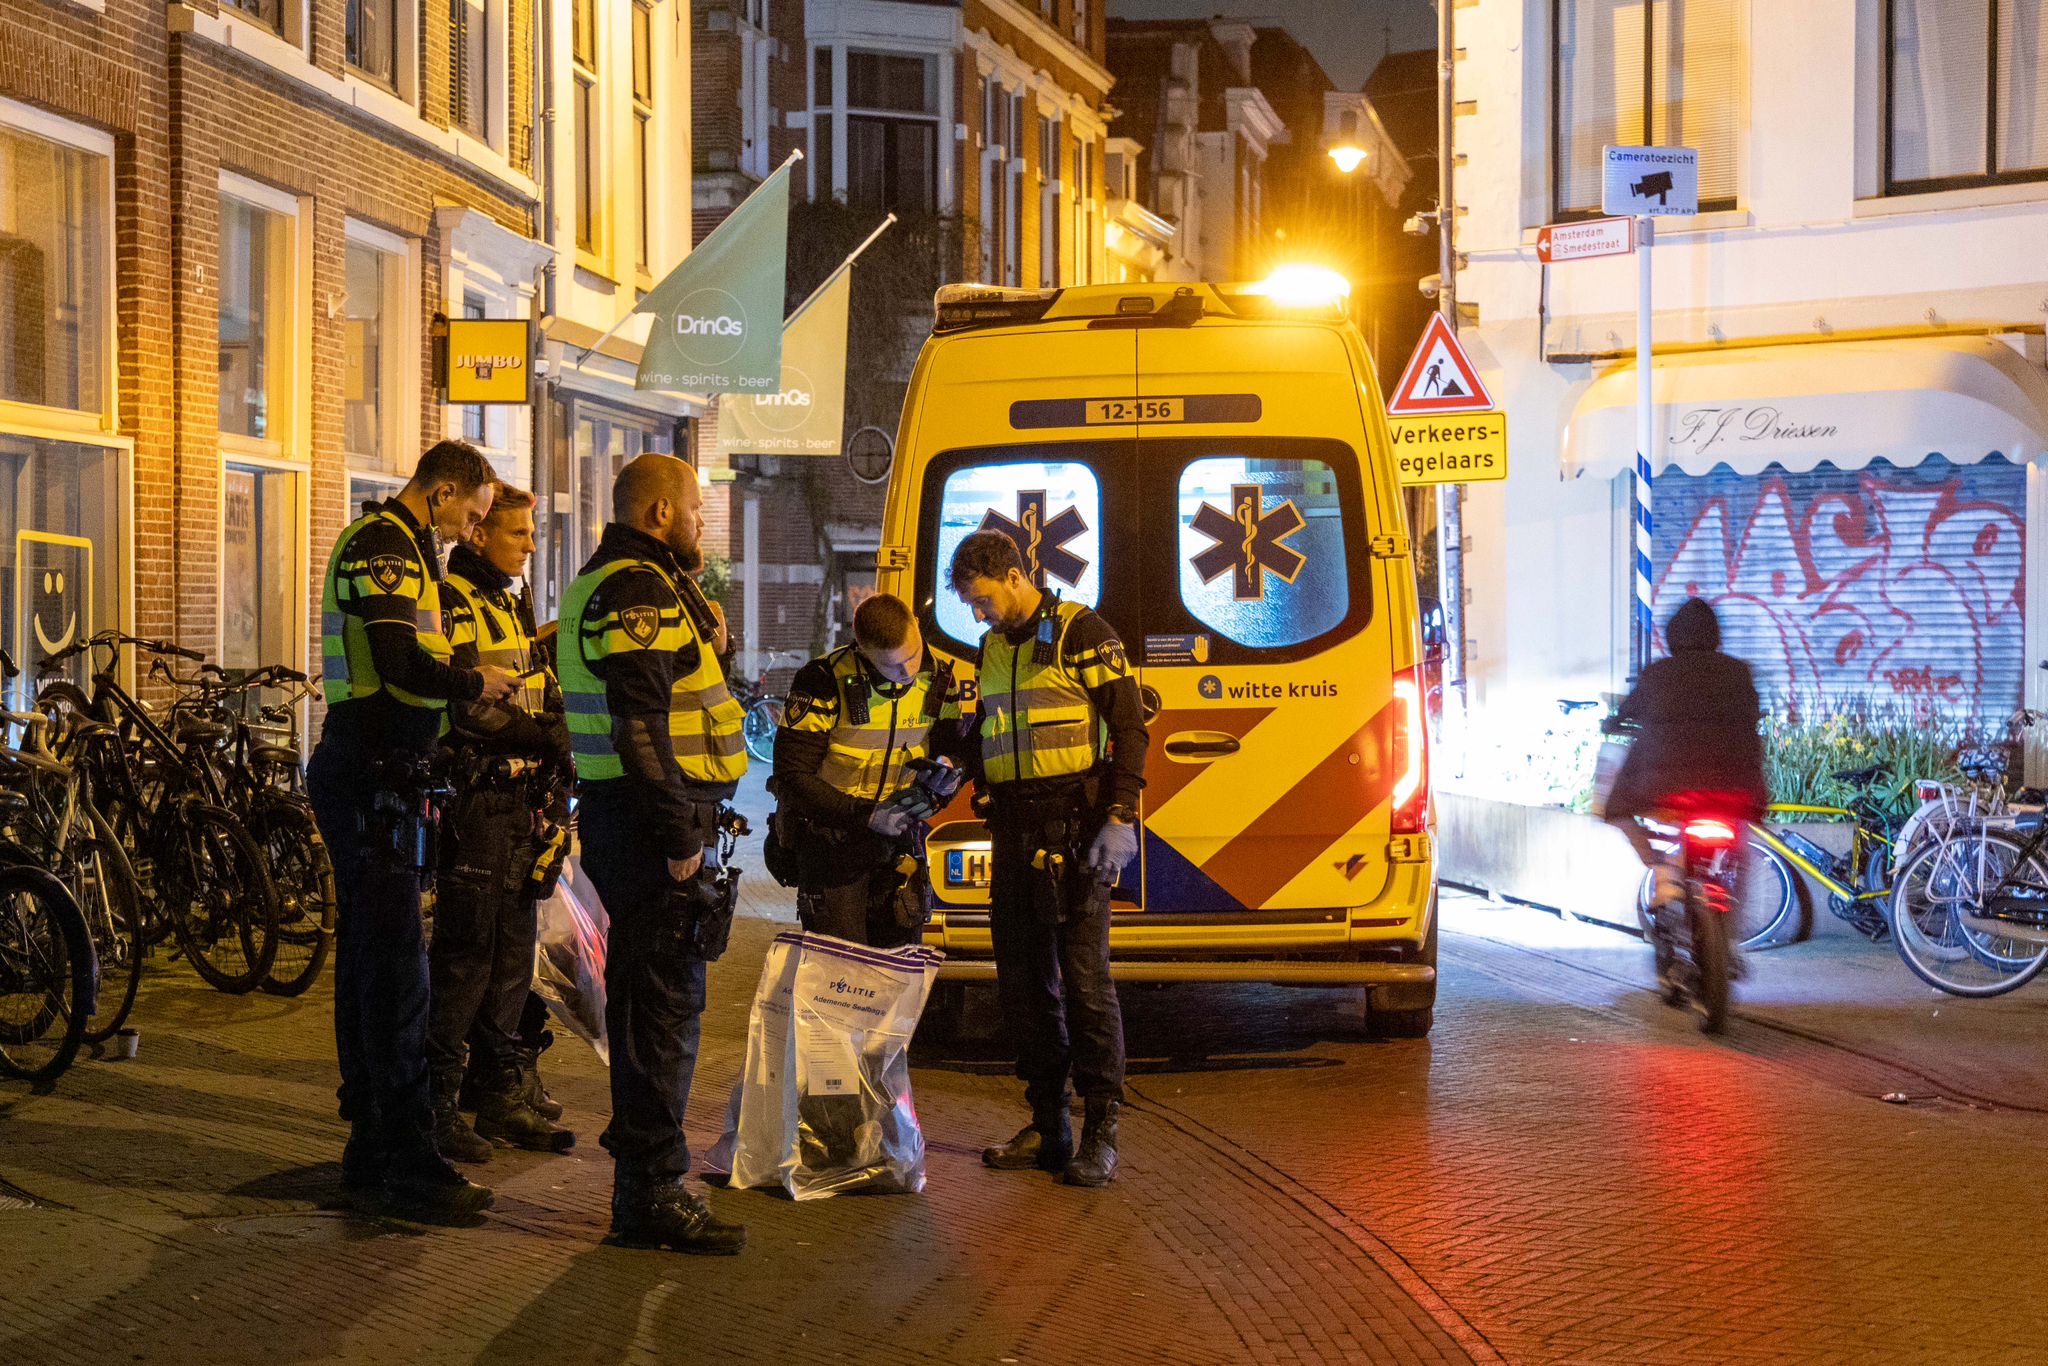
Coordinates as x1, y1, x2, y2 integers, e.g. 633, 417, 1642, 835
714, 265, 851, 458
635, 160, 793, 394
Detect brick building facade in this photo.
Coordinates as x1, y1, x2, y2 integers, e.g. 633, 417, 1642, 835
1, 0, 542, 714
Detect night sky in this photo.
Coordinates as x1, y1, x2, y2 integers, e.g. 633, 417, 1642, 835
1105, 0, 1436, 91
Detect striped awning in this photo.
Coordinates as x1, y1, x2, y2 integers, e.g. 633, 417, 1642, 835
1561, 335, 2048, 480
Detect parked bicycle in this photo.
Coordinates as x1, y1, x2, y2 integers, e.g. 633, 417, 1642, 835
731, 648, 808, 764
1888, 808, 2048, 998
35, 633, 281, 994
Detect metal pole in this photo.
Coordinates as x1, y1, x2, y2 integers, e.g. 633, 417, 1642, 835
1435, 0, 1466, 717
1633, 216, 1654, 673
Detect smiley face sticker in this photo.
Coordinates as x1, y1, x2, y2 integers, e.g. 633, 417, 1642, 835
16, 532, 93, 676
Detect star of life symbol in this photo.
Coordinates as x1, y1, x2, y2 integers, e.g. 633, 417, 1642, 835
980, 490, 1090, 589
1189, 484, 1307, 601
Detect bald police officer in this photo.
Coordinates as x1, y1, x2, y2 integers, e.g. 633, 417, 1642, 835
309, 439, 517, 1218
557, 453, 747, 1255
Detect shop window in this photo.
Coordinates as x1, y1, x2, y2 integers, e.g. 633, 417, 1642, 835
347, 0, 398, 86
1175, 455, 1347, 650
459, 292, 488, 446
0, 435, 123, 703
349, 474, 402, 520
1884, 0, 2048, 191
1553, 0, 1742, 218
218, 193, 294, 442
222, 464, 299, 673
343, 230, 409, 472
0, 126, 108, 415
927, 459, 1102, 648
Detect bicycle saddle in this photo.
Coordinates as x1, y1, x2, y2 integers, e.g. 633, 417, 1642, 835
176, 716, 230, 744
251, 742, 300, 766
1830, 764, 1885, 786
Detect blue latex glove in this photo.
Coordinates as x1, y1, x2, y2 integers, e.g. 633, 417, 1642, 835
1086, 820, 1139, 880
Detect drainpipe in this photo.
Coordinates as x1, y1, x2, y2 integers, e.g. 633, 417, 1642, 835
1435, 0, 1467, 721
533, 0, 558, 610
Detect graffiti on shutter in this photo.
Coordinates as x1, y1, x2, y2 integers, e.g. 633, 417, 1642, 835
1650, 455, 2025, 727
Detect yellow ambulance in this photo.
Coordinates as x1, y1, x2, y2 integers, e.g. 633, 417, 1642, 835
880, 277, 1437, 1036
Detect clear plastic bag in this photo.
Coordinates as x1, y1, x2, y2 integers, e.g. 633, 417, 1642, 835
704, 931, 941, 1200
532, 858, 611, 1064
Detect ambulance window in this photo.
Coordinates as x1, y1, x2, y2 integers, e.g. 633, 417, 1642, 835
930, 459, 1102, 645
1175, 455, 1348, 649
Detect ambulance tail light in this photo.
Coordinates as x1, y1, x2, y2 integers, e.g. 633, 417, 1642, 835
1391, 666, 1429, 834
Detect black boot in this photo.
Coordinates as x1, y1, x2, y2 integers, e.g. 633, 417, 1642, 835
604, 1178, 746, 1255
981, 1107, 1073, 1172
341, 1122, 383, 1194
515, 1041, 565, 1122
431, 1068, 493, 1164
1063, 1099, 1120, 1188
382, 1146, 495, 1219
474, 1059, 576, 1153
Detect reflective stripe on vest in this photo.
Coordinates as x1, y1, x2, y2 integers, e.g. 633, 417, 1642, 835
813, 645, 946, 803
978, 598, 1104, 785
319, 508, 451, 709
671, 642, 747, 783
443, 572, 548, 716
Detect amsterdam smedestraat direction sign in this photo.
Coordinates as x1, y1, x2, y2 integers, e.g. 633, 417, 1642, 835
1535, 216, 1635, 264
1601, 145, 1698, 217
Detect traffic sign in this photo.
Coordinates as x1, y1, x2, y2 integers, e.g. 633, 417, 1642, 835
1386, 313, 1494, 415
1601, 145, 1698, 217
1390, 412, 1508, 487
1536, 216, 1635, 264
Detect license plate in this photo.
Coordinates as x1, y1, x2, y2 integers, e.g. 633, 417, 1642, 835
945, 848, 991, 888
1085, 397, 1184, 425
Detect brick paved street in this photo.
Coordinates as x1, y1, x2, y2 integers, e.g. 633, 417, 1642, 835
5, 872, 2048, 1364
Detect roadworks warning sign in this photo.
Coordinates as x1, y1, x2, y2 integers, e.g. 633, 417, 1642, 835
1390, 411, 1508, 486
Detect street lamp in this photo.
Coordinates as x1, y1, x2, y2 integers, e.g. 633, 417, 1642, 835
1327, 143, 1368, 175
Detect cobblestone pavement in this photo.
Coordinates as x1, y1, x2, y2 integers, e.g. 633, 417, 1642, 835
4, 876, 2048, 1364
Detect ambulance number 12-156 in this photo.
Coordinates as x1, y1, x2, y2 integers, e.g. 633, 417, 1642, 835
1085, 398, 1184, 424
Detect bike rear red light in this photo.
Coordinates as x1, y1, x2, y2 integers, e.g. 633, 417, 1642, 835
1683, 818, 1737, 846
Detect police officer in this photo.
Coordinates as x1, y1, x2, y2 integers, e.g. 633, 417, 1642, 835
426, 481, 576, 1162
308, 439, 517, 1218
771, 593, 967, 947
948, 530, 1148, 1188
558, 453, 747, 1255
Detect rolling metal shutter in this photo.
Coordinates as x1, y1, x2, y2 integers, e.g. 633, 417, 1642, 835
1649, 455, 2026, 728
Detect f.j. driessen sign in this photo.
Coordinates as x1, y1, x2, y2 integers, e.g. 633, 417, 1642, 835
1669, 404, 1841, 455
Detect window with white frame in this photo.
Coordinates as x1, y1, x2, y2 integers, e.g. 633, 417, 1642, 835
1072, 135, 1094, 284
1006, 91, 1024, 286
343, 222, 412, 474
450, 0, 488, 139
347, 0, 398, 87
812, 49, 938, 214
980, 76, 999, 278
218, 188, 296, 443
1884, 0, 2048, 192
1038, 113, 1060, 286
460, 291, 488, 446
222, 462, 301, 674
0, 108, 124, 704
633, 1, 655, 272
1553, 0, 1741, 217
1073, 0, 1088, 47
573, 0, 602, 257
739, 0, 773, 180
222, 0, 285, 34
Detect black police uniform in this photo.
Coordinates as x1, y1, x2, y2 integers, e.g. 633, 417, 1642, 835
426, 542, 574, 1155
970, 593, 1147, 1183
558, 523, 747, 1251
771, 644, 967, 948
307, 498, 489, 1207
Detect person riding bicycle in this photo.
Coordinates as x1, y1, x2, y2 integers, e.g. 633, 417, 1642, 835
1604, 597, 1768, 895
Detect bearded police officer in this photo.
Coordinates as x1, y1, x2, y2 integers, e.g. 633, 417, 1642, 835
558, 453, 748, 1255
309, 440, 518, 1218
770, 593, 968, 947
948, 530, 1148, 1188
427, 482, 576, 1163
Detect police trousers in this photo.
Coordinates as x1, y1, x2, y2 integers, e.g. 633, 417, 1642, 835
426, 784, 543, 1085
578, 781, 717, 1186
307, 743, 435, 1163
795, 826, 929, 950
986, 791, 1125, 1114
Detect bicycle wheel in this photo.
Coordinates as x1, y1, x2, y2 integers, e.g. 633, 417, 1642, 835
31, 682, 94, 728
100, 791, 170, 948
1687, 896, 1732, 1034
163, 803, 279, 994
69, 830, 143, 1043
251, 799, 335, 997
0, 864, 93, 1085
1642, 838, 1806, 950
1889, 833, 2048, 998
743, 696, 782, 763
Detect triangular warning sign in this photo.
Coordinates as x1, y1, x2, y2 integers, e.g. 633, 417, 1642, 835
1387, 313, 1495, 415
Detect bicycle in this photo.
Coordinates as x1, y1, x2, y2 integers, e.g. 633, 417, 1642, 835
1887, 809, 2048, 998
36, 633, 281, 994
1640, 803, 1743, 1033
0, 859, 96, 1086
732, 648, 807, 764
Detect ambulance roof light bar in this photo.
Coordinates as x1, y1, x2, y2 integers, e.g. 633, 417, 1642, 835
932, 284, 1062, 334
